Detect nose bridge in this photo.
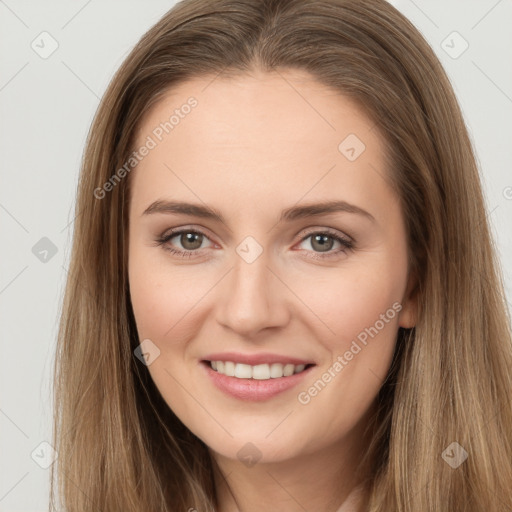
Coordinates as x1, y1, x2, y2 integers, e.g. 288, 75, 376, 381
215, 235, 288, 335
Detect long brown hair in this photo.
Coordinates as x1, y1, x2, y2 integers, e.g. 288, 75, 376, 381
51, 0, 512, 510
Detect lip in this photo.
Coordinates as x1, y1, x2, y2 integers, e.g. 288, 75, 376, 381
200, 360, 316, 402
201, 352, 315, 366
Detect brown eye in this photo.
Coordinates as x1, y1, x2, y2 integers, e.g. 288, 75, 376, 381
177, 232, 204, 251
156, 228, 213, 258
296, 230, 354, 260
310, 234, 335, 252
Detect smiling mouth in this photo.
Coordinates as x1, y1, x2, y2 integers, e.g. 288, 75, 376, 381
202, 360, 316, 380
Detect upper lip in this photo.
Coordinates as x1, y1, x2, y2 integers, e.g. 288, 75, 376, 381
202, 352, 315, 366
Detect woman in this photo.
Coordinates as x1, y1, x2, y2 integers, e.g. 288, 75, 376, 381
51, 0, 512, 510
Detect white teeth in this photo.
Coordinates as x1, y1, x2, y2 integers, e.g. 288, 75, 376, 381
252, 364, 270, 380
269, 363, 283, 378
209, 360, 309, 379
224, 361, 236, 377
234, 363, 252, 379
283, 363, 294, 377
294, 364, 305, 374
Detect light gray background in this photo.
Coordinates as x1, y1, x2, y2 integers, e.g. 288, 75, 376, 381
1, 1, 511, 510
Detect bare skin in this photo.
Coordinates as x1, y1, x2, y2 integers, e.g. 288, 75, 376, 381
127, 68, 416, 512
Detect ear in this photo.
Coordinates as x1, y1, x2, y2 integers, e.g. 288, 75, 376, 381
398, 270, 418, 329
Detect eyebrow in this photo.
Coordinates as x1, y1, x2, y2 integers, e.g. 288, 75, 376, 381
142, 199, 376, 224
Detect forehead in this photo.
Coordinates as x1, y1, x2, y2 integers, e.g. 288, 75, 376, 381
134, 69, 380, 152
129, 70, 393, 218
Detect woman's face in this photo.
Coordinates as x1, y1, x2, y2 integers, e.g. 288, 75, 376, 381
127, 69, 416, 464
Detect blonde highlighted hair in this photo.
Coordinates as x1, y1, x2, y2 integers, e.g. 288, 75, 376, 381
51, 0, 512, 510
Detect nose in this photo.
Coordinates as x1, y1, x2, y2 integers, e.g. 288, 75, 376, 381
215, 248, 290, 338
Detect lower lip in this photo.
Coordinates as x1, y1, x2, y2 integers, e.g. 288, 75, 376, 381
200, 361, 315, 402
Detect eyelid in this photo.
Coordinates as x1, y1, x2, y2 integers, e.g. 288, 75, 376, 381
159, 225, 216, 242
296, 226, 353, 244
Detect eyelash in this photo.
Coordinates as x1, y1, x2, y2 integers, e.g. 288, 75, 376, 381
155, 227, 354, 261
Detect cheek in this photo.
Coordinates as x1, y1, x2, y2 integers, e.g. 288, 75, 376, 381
287, 255, 406, 415
292, 273, 403, 443
290, 260, 406, 347
128, 248, 210, 343
129, 271, 175, 341
128, 257, 204, 416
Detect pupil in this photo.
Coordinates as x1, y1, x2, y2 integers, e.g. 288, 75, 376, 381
182, 232, 202, 250
312, 234, 333, 252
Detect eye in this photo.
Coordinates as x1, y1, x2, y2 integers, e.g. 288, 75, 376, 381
155, 227, 354, 260
155, 228, 214, 258
295, 229, 354, 260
